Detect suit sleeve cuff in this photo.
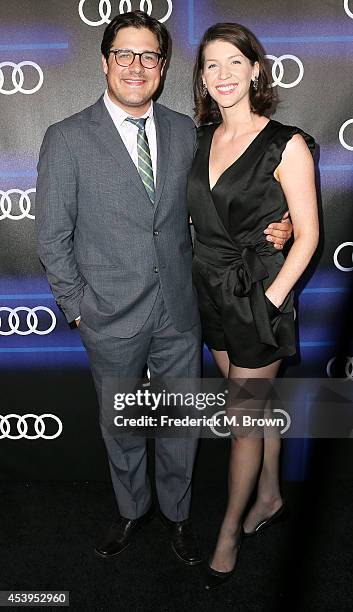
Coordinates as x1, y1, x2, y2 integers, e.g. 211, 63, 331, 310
58, 287, 85, 324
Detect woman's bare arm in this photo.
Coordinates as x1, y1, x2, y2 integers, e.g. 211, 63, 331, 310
265, 134, 319, 308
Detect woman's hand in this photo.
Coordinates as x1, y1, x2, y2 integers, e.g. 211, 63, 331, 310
264, 289, 282, 309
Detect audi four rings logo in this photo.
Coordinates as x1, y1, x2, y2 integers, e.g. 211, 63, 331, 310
0, 307, 56, 336
344, 0, 353, 19
0, 414, 63, 440
339, 119, 353, 151
78, 0, 173, 25
333, 242, 353, 272
0, 189, 35, 220
0, 62, 43, 95
327, 357, 353, 380
266, 55, 304, 89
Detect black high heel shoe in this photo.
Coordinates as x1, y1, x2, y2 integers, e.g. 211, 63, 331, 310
243, 501, 288, 537
204, 528, 244, 591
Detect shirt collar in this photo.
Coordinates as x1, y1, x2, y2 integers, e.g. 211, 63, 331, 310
103, 90, 154, 127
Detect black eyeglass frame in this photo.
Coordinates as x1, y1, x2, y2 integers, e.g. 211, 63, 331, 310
109, 49, 164, 69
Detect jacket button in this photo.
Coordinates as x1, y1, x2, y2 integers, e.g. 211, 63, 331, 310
154, 266, 159, 273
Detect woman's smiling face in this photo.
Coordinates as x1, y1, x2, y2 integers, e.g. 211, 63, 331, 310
202, 39, 259, 111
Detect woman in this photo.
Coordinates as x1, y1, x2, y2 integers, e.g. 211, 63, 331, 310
187, 23, 319, 589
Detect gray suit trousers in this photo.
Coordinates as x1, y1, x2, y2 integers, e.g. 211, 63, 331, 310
78, 287, 201, 521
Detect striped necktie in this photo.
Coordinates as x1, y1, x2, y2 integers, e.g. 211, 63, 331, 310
126, 117, 155, 204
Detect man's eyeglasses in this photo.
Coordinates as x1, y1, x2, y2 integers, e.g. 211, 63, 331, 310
110, 49, 163, 69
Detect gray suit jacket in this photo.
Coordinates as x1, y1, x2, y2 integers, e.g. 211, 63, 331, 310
35, 96, 200, 337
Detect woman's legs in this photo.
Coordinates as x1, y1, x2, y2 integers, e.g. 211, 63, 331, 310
210, 360, 281, 572
211, 349, 230, 378
242, 398, 283, 533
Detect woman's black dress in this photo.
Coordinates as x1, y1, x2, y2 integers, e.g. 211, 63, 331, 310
187, 119, 315, 368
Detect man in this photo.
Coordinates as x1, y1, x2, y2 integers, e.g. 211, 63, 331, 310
35, 11, 291, 565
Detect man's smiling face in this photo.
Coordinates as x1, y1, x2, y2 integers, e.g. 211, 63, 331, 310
102, 26, 164, 116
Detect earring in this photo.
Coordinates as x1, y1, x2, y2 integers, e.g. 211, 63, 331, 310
202, 83, 208, 98
252, 76, 259, 91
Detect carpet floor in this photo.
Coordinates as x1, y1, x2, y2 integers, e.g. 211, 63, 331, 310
1, 439, 352, 612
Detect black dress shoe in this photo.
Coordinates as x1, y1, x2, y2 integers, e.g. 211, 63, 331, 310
95, 505, 155, 559
160, 513, 202, 565
204, 528, 243, 591
243, 501, 288, 537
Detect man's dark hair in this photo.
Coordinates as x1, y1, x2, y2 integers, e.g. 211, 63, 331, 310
101, 10, 169, 61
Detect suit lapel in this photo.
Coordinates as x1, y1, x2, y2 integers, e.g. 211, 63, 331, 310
89, 96, 150, 202
154, 104, 170, 209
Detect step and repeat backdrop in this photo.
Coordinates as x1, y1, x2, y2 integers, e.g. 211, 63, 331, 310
0, 1, 352, 480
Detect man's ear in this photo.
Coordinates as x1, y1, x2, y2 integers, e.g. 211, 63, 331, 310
102, 54, 108, 76
160, 59, 167, 78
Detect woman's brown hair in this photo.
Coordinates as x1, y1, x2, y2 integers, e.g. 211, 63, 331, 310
193, 22, 275, 124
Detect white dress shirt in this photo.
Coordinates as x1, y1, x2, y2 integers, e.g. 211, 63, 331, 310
103, 90, 157, 185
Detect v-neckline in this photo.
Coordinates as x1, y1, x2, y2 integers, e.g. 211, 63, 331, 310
208, 120, 272, 192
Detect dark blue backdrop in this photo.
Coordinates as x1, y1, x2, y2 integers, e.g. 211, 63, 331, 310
1, 1, 352, 480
